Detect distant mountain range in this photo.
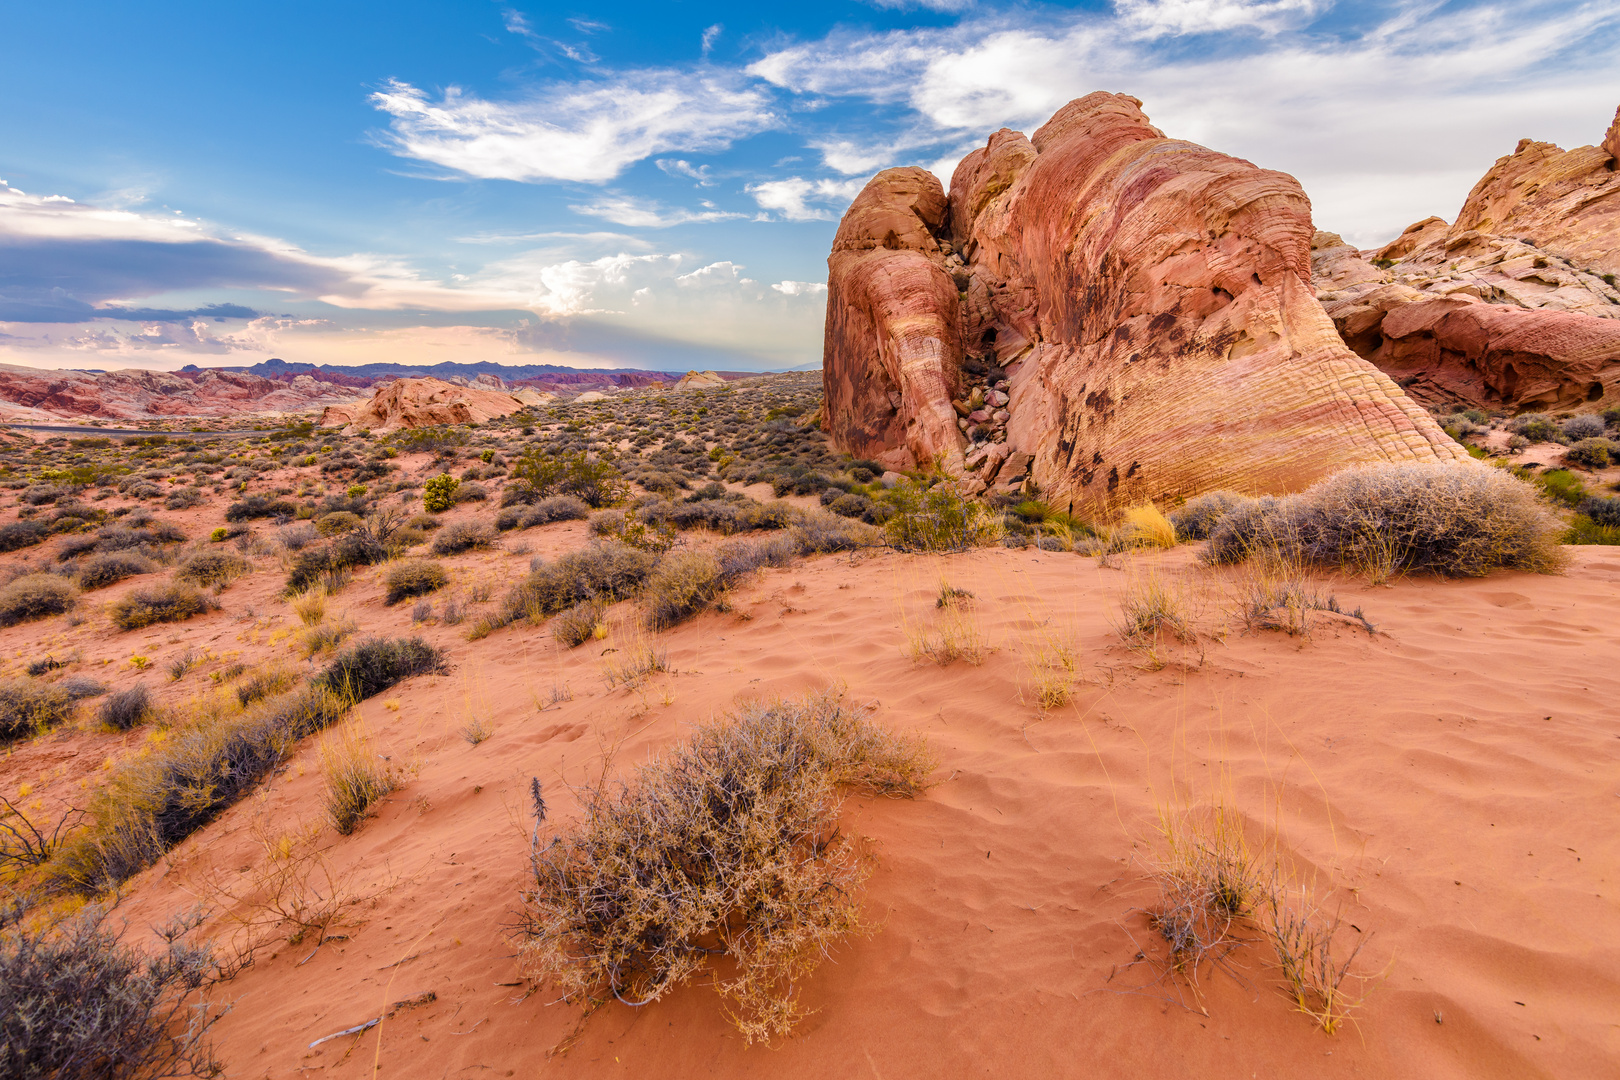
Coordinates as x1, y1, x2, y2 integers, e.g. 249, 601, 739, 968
178, 358, 765, 392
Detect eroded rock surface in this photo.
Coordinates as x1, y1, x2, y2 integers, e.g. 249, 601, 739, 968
823, 93, 1463, 513
0, 363, 364, 423
326, 377, 541, 433
1313, 106, 1620, 410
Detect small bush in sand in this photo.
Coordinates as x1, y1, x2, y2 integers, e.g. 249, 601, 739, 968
0, 573, 78, 626
109, 582, 215, 630
76, 550, 155, 590
423, 474, 460, 513
1119, 503, 1177, 548
491, 542, 658, 631
175, 549, 252, 589
313, 637, 448, 702
236, 666, 297, 707
0, 520, 48, 552
904, 604, 988, 666
0, 679, 79, 742
884, 479, 1002, 552
1564, 437, 1615, 470
385, 560, 448, 605
1111, 573, 1198, 670
1170, 491, 1246, 541
291, 591, 326, 626
429, 520, 495, 556
283, 531, 387, 594
517, 691, 932, 1043
48, 688, 353, 892
0, 903, 223, 1080
97, 683, 153, 730
643, 550, 725, 629
551, 599, 604, 648
791, 510, 880, 554
319, 723, 397, 835
460, 715, 494, 745
1578, 496, 1620, 528
314, 510, 363, 537
1562, 414, 1607, 441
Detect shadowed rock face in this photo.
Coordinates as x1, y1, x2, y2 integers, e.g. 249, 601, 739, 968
1312, 104, 1620, 411
823, 92, 1464, 514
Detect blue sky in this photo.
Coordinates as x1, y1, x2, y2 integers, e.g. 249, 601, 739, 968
2, 0, 1617, 373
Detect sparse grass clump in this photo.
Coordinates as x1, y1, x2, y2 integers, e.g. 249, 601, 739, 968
319, 723, 397, 835
0, 573, 78, 626
551, 600, 604, 648
518, 691, 932, 1043
108, 582, 215, 630
0, 904, 223, 1080
175, 549, 251, 589
384, 560, 448, 605
313, 637, 448, 702
0, 678, 79, 742
76, 551, 155, 590
1120, 503, 1178, 548
236, 666, 297, 707
97, 683, 152, 730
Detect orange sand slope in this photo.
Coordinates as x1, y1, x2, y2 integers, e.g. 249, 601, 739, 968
16, 541, 1620, 1079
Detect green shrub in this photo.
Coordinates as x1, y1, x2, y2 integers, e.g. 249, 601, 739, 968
385, 560, 448, 605
174, 550, 251, 589
108, 582, 215, 630
1531, 468, 1589, 506
0, 574, 78, 626
423, 474, 460, 513
313, 637, 448, 701
496, 542, 658, 627
791, 510, 881, 554
0, 678, 78, 742
1507, 413, 1564, 444
1564, 437, 1614, 469
1579, 496, 1620, 528
510, 448, 628, 508
77, 551, 155, 590
315, 510, 363, 536
883, 480, 1001, 552
0, 904, 222, 1080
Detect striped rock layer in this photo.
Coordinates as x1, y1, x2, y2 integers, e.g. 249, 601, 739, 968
822, 92, 1464, 515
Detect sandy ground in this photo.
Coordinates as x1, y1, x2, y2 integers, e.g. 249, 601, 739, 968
5, 497, 1616, 1080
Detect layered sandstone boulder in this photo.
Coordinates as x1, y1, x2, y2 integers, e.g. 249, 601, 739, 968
823, 93, 1464, 514
673, 370, 727, 390
329, 377, 538, 433
1312, 105, 1620, 410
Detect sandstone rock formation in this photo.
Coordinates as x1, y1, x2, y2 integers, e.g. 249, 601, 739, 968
0, 363, 364, 423
325, 377, 540, 433
1313, 105, 1620, 410
823, 93, 1464, 514
673, 370, 727, 390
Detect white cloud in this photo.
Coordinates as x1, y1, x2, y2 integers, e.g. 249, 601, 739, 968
1114, 0, 1327, 38
368, 74, 775, 184
863, 0, 975, 11
771, 280, 828, 295
655, 158, 717, 185
569, 194, 747, 228
747, 177, 868, 221
702, 23, 723, 56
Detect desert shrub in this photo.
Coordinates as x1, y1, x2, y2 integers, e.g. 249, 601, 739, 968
224, 495, 295, 522
56, 534, 102, 561
1579, 496, 1620, 528
21, 484, 69, 506
792, 510, 881, 554
385, 560, 448, 604
517, 691, 931, 1043
77, 551, 155, 590
423, 474, 459, 513
510, 447, 628, 508
174, 550, 251, 589
827, 492, 871, 518
95, 521, 185, 550
235, 666, 296, 707
276, 522, 318, 551
313, 637, 448, 701
1562, 414, 1607, 440
717, 534, 798, 579
319, 723, 396, 835
644, 550, 725, 629
97, 684, 152, 731
315, 510, 363, 537
1170, 491, 1246, 541
164, 486, 206, 510
551, 599, 604, 648
0, 904, 222, 1080
497, 542, 658, 626
48, 688, 352, 891
1207, 464, 1565, 577
283, 531, 387, 593
1507, 413, 1563, 444
1530, 467, 1588, 506
453, 480, 488, 503
429, 520, 495, 556
108, 582, 215, 630
884, 480, 1001, 552
0, 520, 48, 552
0, 574, 78, 626
0, 679, 78, 742
1564, 437, 1614, 469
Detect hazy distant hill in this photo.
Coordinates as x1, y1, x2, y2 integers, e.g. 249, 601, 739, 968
179, 358, 761, 392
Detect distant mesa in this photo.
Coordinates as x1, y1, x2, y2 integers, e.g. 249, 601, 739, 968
673, 369, 728, 390
1312, 102, 1620, 411
822, 92, 1464, 515
322, 377, 554, 433
0, 362, 364, 424
184, 359, 760, 396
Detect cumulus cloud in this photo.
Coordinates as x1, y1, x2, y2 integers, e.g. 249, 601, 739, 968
368, 74, 775, 184
1114, 0, 1327, 37
747, 177, 868, 221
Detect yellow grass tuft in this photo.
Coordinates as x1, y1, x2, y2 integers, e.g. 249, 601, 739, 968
1121, 502, 1177, 548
